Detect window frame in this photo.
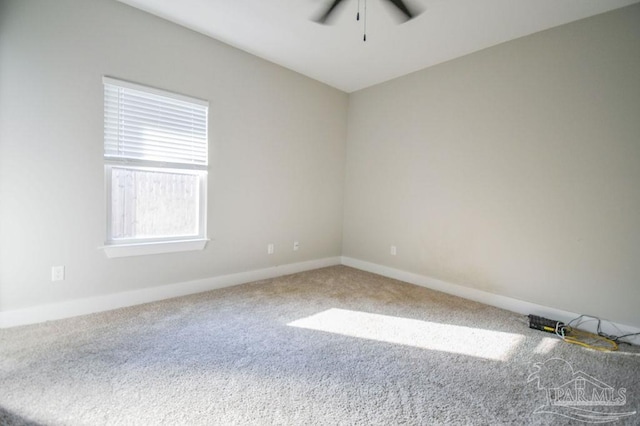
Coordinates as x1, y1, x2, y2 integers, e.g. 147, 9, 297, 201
101, 77, 209, 258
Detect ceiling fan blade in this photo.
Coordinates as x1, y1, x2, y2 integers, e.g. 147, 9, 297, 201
384, 0, 417, 21
314, 0, 346, 24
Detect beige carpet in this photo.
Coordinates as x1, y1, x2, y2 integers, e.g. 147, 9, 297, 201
1, 266, 638, 425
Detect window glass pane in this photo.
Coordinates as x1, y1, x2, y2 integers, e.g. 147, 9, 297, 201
110, 168, 199, 240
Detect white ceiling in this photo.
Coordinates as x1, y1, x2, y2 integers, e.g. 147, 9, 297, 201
117, 0, 639, 93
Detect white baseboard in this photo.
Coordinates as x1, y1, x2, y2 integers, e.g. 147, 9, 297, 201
0, 257, 341, 328
341, 256, 640, 345
3, 255, 638, 345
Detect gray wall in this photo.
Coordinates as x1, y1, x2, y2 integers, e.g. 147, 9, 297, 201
0, 0, 348, 310
344, 4, 640, 327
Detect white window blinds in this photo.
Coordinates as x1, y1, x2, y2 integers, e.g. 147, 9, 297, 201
103, 77, 208, 168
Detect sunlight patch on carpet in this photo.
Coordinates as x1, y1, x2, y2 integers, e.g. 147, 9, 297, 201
288, 308, 524, 361
533, 337, 560, 354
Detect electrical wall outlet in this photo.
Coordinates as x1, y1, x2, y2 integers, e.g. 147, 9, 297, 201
390, 245, 397, 256
51, 266, 65, 281
267, 243, 274, 255
293, 241, 300, 251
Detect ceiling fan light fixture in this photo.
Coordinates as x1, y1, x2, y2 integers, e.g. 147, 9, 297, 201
313, 0, 422, 41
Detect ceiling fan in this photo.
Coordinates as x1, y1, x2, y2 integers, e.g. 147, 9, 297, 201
314, 0, 421, 25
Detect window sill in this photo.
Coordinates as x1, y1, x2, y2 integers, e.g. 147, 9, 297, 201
101, 239, 209, 258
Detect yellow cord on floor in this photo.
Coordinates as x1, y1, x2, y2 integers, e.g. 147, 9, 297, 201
562, 327, 618, 352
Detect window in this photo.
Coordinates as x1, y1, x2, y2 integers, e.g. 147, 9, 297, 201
102, 77, 209, 257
